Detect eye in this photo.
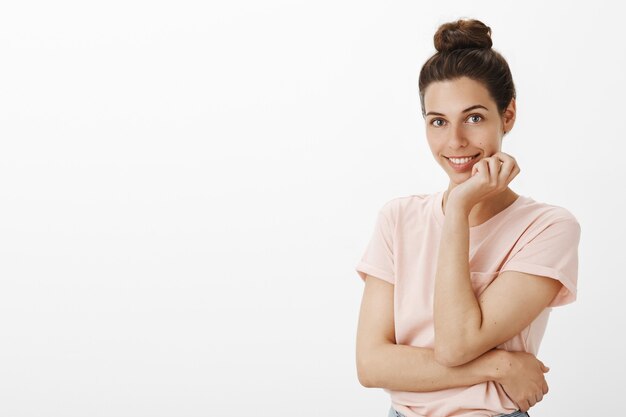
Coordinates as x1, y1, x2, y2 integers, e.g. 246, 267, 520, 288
467, 114, 483, 123
430, 118, 445, 127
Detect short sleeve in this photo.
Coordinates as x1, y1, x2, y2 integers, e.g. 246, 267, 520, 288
500, 218, 581, 307
355, 204, 395, 285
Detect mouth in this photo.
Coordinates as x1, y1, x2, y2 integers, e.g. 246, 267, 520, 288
444, 153, 481, 172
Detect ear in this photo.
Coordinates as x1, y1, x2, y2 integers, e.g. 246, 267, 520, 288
502, 98, 516, 134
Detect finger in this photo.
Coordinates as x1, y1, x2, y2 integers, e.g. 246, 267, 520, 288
543, 382, 549, 395
493, 151, 517, 163
498, 158, 516, 185
471, 160, 480, 176
472, 158, 488, 178
519, 400, 530, 413
491, 151, 514, 167
495, 152, 519, 184
504, 160, 520, 185
493, 151, 514, 162
487, 157, 501, 187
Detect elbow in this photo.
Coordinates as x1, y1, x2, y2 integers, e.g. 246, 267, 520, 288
356, 346, 384, 388
356, 356, 375, 388
434, 342, 468, 367
434, 348, 457, 367
357, 366, 373, 388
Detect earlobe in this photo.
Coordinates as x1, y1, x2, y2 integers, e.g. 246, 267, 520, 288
503, 99, 516, 133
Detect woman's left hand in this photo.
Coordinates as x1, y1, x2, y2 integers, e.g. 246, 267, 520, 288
447, 151, 521, 212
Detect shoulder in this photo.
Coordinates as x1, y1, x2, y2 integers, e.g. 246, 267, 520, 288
516, 196, 581, 234
378, 192, 437, 219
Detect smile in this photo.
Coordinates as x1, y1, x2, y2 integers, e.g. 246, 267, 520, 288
445, 153, 480, 172
447, 154, 479, 164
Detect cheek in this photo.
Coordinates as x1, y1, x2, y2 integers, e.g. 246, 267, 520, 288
425, 138, 439, 152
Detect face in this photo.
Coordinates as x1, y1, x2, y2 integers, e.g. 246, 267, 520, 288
422, 76, 515, 185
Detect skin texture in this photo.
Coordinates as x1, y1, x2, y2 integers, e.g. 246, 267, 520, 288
424, 76, 560, 411
356, 273, 550, 398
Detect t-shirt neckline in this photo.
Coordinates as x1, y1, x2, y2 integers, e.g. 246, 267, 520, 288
433, 190, 527, 233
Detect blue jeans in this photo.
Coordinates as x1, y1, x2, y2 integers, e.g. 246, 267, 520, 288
388, 406, 530, 417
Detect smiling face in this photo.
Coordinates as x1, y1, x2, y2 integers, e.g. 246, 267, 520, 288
423, 76, 516, 185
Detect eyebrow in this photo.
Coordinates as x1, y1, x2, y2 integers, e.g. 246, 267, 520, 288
425, 104, 489, 117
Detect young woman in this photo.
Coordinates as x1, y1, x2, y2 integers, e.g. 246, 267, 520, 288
354, 18, 581, 417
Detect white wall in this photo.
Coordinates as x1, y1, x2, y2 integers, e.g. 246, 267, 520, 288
0, 0, 622, 415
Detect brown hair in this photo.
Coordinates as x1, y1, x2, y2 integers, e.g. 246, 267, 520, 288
418, 18, 516, 118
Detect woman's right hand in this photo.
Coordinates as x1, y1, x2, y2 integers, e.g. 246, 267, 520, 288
493, 350, 550, 412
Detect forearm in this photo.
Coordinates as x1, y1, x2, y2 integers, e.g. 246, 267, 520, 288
363, 343, 503, 391
434, 206, 482, 362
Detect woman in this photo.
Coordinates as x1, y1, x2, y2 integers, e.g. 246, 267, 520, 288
354, 18, 581, 417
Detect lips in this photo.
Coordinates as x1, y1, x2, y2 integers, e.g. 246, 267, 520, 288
445, 153, 481, 172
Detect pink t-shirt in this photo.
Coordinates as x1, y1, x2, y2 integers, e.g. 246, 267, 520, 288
355, 190, 581, 417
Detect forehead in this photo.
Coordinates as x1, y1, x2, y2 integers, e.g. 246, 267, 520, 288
423, 77, 494, 114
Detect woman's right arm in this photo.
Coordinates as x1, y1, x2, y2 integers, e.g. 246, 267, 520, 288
356, 274, 547, 396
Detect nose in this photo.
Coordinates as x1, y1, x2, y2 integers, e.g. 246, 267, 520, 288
446, 123, 468, 150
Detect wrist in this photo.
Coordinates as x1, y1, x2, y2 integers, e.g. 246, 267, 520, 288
485, 349, 511, 383
445, 195, 473, 217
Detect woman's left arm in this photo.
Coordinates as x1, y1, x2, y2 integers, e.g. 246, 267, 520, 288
433, 152, 569, 367
433, 202, 563, 367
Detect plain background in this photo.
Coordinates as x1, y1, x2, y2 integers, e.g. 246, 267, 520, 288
0, 0, 623, 416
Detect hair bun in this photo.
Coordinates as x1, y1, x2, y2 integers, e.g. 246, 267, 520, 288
433, 18, 492, 53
